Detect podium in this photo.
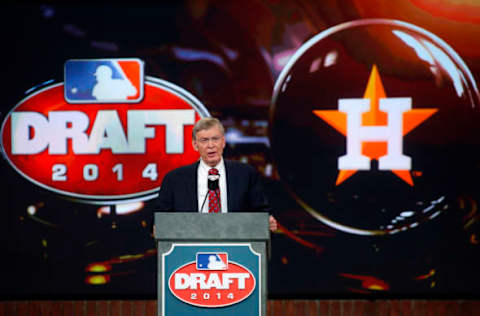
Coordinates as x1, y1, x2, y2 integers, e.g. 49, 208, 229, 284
154, 212, 270, 316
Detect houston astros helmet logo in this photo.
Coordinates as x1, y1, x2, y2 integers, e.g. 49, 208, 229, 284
314, 65, 437, 186
269, 19, 479, 235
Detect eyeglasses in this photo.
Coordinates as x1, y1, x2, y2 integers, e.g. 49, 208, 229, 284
197, 136, 223, 145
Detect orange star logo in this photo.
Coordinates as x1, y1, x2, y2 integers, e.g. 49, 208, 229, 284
313, 65, 437, 186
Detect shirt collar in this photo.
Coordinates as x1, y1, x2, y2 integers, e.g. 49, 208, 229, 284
199, 158, 225, 174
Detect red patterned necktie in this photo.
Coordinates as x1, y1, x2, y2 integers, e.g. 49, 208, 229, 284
208, 168, 221, 213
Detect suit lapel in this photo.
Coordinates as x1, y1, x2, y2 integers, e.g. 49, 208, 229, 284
225, 160, 235, 212
186, 161, 199, 212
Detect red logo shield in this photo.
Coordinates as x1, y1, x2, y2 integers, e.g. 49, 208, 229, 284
168, 260, 256, 308
1, 77, 207, 203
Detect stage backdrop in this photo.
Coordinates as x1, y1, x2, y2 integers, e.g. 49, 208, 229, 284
1, 1, 479, 298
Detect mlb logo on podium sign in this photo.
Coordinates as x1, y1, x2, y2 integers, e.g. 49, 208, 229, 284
64, 58, 144, 103
196, 253, 228, 270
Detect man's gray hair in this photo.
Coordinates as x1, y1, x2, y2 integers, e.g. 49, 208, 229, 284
192, 117, 225, 140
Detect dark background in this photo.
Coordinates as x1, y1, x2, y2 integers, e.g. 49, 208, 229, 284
1, 0, 479, 299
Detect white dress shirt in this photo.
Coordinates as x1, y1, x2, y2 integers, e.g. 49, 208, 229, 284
197, 158, 228, 213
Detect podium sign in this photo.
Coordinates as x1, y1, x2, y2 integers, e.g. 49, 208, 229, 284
155, 212, 269, 316
163, 243, 260, 315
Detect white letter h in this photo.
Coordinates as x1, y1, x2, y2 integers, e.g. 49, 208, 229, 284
338, 97, 412, 171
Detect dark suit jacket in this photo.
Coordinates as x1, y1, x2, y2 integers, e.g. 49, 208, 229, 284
154, 160, 270, 213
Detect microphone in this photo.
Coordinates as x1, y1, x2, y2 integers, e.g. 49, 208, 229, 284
201, 172, 220, 212
208, 173, 219, 190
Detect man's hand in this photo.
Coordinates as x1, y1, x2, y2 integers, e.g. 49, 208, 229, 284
269, 215, 278, 232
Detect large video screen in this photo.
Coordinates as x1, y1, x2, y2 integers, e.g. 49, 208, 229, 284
2, 1, 480, 298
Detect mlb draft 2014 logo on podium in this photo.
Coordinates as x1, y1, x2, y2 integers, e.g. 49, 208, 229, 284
163, 244, 260, 315
1, 58, 208, 204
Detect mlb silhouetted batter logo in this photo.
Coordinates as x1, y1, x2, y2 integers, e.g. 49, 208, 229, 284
196, 253, 228, 270
314, 65, 437, 186
64, 58, 144, 103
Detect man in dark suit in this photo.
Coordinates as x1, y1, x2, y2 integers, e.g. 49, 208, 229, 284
155, 117, 277, 231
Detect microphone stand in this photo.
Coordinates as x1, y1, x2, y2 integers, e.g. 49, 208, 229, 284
200, 176, 219, 212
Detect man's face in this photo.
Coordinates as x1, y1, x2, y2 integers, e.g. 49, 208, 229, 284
192, 125, 226, 167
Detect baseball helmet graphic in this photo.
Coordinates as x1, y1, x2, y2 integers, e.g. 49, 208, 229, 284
270, 19, 480, 235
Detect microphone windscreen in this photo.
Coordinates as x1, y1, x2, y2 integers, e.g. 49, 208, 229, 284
207, 174, 220, 181
208, 179, 219, 190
